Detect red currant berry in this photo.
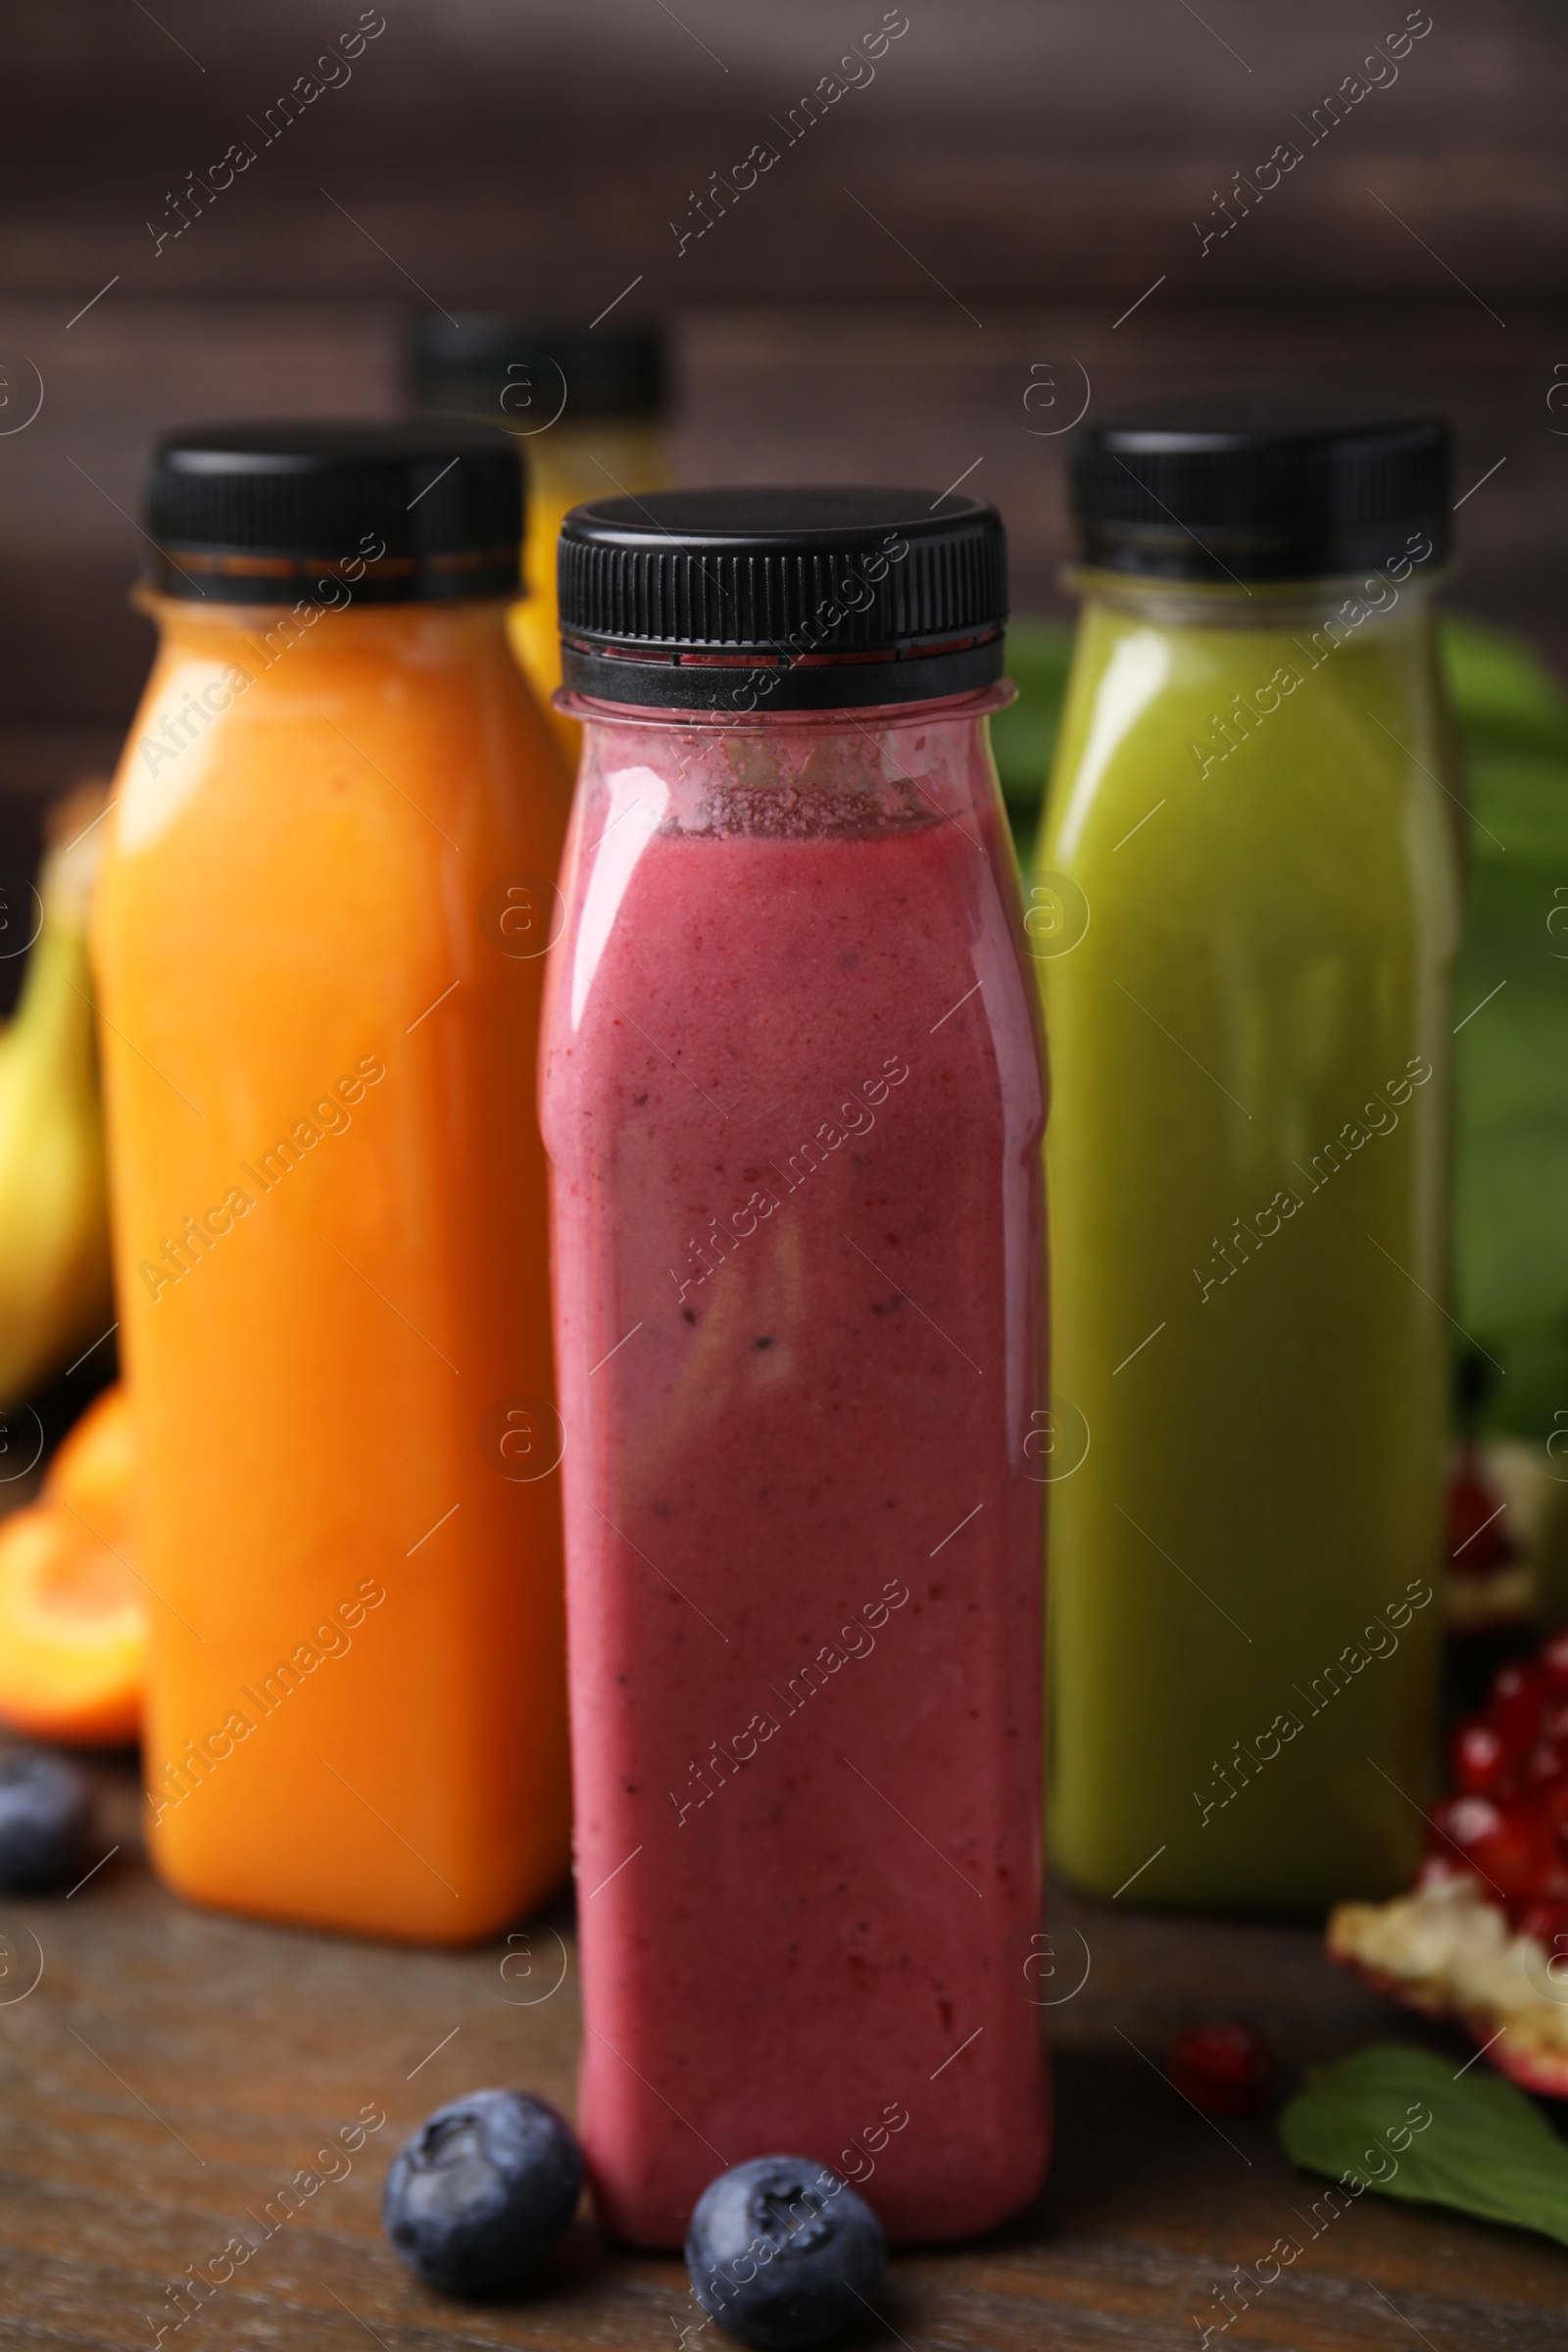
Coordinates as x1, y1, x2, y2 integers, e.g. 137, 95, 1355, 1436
1167, 2023, 1276, 2116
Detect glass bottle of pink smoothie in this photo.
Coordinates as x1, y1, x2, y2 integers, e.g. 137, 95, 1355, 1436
541, 489, 1049, 2248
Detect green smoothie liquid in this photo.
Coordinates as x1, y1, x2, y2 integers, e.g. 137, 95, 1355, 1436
1036, 563, 1462, 1910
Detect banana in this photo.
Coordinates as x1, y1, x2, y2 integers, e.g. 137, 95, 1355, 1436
0, 782, 115, 1405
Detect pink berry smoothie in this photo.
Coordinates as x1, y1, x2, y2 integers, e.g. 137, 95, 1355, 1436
541, 692, 1049, 2246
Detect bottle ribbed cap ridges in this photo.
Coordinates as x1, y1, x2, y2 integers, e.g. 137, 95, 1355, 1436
144, 420, 524, 604
1070, 398, 1451, 584
558, 486, 1007, 710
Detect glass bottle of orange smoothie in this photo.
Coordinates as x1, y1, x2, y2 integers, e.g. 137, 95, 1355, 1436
93, 423, 573, 1944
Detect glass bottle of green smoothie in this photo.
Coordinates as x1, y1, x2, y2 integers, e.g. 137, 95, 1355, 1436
1036, 405, 1462, 1910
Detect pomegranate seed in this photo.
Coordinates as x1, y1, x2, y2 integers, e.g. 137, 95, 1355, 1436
1524, 1858, 1568, 1909
1485, 1824, 1549, 1894
1414, 1851, 1473, 1889
1516, 1898, 1568, 1950
1489, 1660, 1547, 1749
1523, 1741, 1568, 1794
1544, 1631, 1568, 1690
1167, 2023, 1276, 2116
1451, 1718, 1511, 1796
1431, 1795, 1546, 1892
1432, 1793, 1504, 1847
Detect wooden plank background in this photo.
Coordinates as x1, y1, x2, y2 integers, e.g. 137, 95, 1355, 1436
1, 0, 1562, 740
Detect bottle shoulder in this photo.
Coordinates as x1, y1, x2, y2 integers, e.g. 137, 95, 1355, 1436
1040, 603, 1458, 876
104, 621, 570, 878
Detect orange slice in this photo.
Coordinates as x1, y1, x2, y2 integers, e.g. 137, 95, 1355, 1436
44, 1381, 135, 1545
0, 1384, 143, 1747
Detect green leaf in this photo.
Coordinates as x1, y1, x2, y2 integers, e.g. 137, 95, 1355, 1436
1444, 618, 1568, 760
1446, 627, 1568, 1435
1278, 2043, 1568, 2246
994, 618, 1073, 861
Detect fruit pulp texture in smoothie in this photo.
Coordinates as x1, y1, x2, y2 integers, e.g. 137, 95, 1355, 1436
1037, 582, 1461, 1911
94, 599, 573, 1943
543, 700, 1049, 2245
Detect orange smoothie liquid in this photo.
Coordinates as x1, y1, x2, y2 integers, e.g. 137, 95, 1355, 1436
95, 596, 572, 1943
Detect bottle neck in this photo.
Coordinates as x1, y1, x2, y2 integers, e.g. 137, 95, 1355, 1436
141, 590, 514, 666
523, 419, 665, 509
561, 680, 1013, 733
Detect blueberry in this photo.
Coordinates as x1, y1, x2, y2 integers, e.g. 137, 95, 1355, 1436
686, 2156, 887, 2350
381, 2087, 583, 2296
0, 1749, 92, 1891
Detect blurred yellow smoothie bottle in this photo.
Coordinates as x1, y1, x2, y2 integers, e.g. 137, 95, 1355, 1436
94, 422, 572, 1944
407, 317, 667, 760
1035, 404, 1462, 1911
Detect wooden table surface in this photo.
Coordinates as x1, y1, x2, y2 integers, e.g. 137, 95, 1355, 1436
3, 1755, 1565, 2352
